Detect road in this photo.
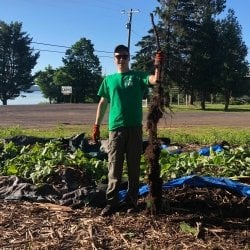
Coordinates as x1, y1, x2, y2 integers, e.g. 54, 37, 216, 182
1, 104, 250, 129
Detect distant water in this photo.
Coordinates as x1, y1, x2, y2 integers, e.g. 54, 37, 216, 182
8, 86, 49, 105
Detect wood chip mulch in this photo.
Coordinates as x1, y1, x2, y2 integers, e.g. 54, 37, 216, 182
0, 187, 249, 250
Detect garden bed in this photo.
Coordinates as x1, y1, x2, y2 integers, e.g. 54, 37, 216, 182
0, 105, 249, 249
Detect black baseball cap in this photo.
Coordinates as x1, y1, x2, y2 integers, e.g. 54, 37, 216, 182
114, 44, 129, 54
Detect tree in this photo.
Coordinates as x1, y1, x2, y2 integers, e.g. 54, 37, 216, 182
132, 0, 226, 107
35, 38, 103, 104
52, 68, 74, 103
131, 22, 170, 104
218, 9, 249, 111
131, 34, 155, 73
35, 65, 61, 104
156, 0, 198, 98
62, 38, 102, 103
190, 17, 221, 110
0, 21, 39, 105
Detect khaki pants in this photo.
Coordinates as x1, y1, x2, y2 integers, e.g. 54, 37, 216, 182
106, 126, 142, 206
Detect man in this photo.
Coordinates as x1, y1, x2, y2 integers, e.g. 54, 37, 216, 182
92, 44, 164, 216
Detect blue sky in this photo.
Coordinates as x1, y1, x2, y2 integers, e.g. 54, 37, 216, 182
0, 0, 249, 75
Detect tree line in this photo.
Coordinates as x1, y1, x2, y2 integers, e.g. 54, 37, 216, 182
0, 0, 249, 110
34, 38, 102, 104
132, 0, 249, 110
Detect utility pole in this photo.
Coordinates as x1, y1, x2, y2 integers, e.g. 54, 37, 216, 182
121, 9, 140, 52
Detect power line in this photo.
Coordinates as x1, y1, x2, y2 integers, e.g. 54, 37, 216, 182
31, 41, 113, 54
33, 48, 113, 58
34, 49, 65, 54
32, 41, 69, 48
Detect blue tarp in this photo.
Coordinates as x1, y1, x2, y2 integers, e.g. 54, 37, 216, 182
161, 144, 224, 156
198, 145, 224, 156
119, 175, 250, 201
119, 145, 250, 200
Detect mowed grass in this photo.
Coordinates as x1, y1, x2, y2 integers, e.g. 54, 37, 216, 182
170, 103, 250, 112
1, 124, 249, 146
158, 127, 250, 145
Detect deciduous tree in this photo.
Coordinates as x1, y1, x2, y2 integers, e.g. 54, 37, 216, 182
0, 21, 39, 105
62, 38, 102, 103
35, 65, 61, 104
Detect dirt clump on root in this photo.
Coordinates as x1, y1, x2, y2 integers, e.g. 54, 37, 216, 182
0, 187, 249, 249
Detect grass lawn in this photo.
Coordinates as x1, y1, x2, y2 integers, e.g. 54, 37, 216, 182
170, 103, 250, 112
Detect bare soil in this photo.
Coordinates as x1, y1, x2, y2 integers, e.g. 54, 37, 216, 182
0, 104, 250, 249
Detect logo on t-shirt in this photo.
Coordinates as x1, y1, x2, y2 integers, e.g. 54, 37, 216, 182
124, 76, 133, 88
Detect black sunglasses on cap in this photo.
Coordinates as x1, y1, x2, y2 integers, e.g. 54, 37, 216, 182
115, 54, 129, 60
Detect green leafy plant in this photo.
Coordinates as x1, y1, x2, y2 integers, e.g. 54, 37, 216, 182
179, 222, 199, 236
0, 140, 249, 186
0, 141, 108, 185
158, 146, 250, 181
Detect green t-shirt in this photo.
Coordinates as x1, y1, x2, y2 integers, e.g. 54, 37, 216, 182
98, 71, 149, 130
